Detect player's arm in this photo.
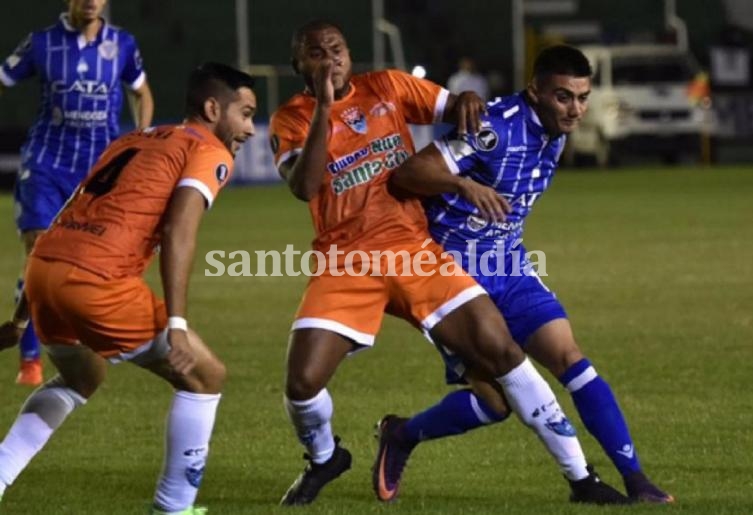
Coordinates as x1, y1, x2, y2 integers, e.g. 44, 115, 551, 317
127, 79, 154, 129
442, 91, 487, 135
390, 144, 510, 223
280, 60, 334, 201
159, 186, 206, 374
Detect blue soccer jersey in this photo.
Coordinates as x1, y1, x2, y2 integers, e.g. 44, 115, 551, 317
0, 13, 146, 178
424, 92, 565, 258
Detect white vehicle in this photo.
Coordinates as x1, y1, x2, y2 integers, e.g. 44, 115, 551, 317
567, 44, 714, 166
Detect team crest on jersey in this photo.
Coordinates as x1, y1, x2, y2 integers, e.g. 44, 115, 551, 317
340, 106, 368, 134
476, 128, 499, 151
98, 40, 118, 60
215, 163, 229, 184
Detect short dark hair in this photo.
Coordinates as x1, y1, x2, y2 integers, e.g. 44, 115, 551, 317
532, 45, 592, 80
185, 62, 255, 117
290, 19, 345, 59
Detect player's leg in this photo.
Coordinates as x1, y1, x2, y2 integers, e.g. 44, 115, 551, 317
12, 167, 68, 386
279, 328, 355, 506
526, 319, 674, 503
428, 296, 594, 477
280, 272, 386, 505
135, 328, 226, 514
0, 344, 104, 498
373, 370, 509, 502
15, 230, 44, 386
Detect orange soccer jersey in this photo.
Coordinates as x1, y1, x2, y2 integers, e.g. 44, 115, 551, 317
32, 123, 234, 279
270, 69, 449, 255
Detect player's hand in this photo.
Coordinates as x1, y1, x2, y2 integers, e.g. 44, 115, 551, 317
166, 329, 197, 376
457, 177, 511, 223
313, 59, 335, 107
0, 321, 24, 351
455, 91, 487, 135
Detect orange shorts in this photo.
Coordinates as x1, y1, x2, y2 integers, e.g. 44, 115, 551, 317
25, 257, 167, 359
292, 240, 485, 345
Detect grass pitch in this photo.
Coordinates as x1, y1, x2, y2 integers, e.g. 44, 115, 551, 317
0, 166, 751, 514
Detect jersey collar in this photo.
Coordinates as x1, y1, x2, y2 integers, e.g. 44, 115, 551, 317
59, 13, 108, 50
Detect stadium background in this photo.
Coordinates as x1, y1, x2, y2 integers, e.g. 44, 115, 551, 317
0, 1, 751, 514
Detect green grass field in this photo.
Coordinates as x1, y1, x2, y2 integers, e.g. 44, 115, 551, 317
0, 166, 751, 514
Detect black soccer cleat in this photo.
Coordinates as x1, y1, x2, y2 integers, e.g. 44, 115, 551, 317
624, 471, 675, 503
372, 415, 415, 502
280, 437, 352, 506
568, 465, 633, 505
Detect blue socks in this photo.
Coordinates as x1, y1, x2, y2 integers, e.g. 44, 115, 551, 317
15, 277, 40, 361
402, 389, 508, 445
559, 358, 641, 476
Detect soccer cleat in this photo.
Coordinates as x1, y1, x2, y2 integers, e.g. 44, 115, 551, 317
150, 505, 207, 514
372, 415, 415, 502
15, 358, 43, 387
568, 465, 633, 505
280, 437, 352, 506
624, 471, 675, 503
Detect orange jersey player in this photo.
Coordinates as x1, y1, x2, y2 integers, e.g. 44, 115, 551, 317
0, 62, 256, 515
271, 20, 619, 508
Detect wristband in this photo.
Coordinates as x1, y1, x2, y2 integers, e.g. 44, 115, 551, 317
12, 318, 29, 330
167, 316, 188, 331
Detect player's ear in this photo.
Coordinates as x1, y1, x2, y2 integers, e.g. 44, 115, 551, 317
202, 97, 221, 123
526, 81, 539, 105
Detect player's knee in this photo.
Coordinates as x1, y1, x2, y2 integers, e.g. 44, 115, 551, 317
21, 375, 88, 429
285, 367, 327, 401
471, 323, 524, 376
547, 345, 585, 377
188, 356, 226, 394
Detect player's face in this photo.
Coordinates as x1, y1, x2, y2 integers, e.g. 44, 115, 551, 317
68, 0, 107, 22
296, 27, 353, 97
528, 74, 591, 137
216, 87, 257, 156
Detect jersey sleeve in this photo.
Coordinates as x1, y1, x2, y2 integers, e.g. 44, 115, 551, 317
0, 33, 36, 87
119, 33, 146, 90
269, 107, 309, 171
433, 113, 506, 176
177, 144, 233, 208
382, 69, 449, 125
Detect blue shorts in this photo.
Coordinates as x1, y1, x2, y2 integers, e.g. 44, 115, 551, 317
14, 167, 82, 232
437, 246, 568, 384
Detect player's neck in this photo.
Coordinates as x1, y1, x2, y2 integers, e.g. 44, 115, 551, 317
70, 15, 103, 42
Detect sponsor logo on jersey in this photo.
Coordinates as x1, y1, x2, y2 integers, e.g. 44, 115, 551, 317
466, 214, 488, 231
476, 128, 499, 151
369, 101, 396, 117
340, 106, 368, 134
327, 145, 370, 174
51, 79, 110, 98
331, 148, 409, 195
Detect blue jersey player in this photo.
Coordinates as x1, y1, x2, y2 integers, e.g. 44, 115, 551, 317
374, 45, 673, 504
0, 0, 153, 386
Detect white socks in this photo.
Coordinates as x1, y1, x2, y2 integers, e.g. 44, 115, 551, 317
284, 389, 334, 464
497, 358, 589, 481
153, 391, 221, 513
0, 380, 86, 494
